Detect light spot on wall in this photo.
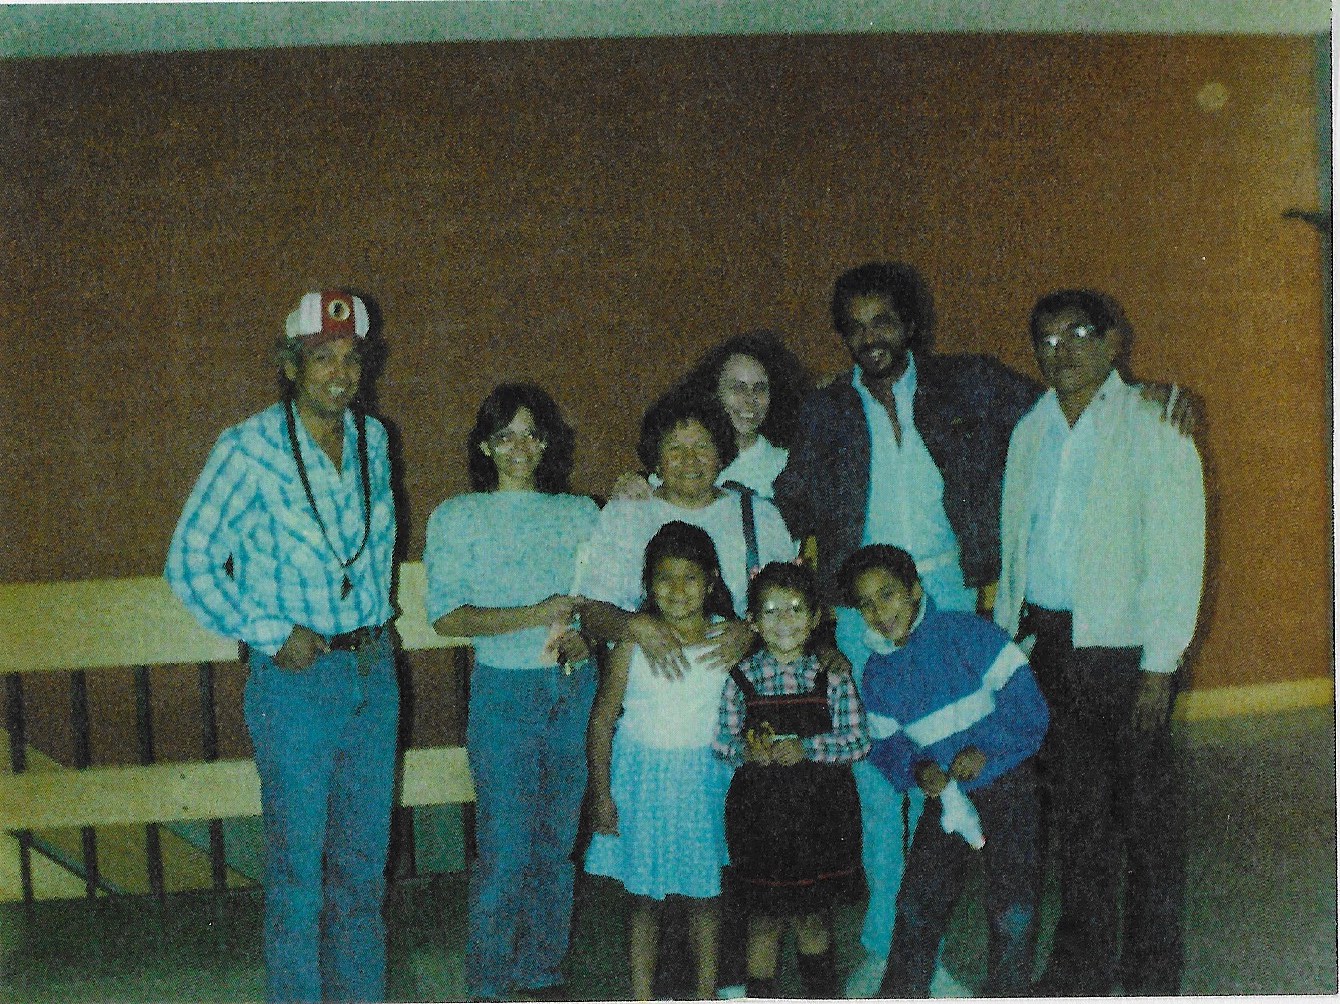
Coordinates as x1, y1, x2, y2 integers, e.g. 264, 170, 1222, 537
1196, 80, 1230, 112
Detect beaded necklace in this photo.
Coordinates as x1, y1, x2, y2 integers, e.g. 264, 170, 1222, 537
284, 398, 371, 599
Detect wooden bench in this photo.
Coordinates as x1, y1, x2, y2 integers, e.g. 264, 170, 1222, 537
0, 561, 473, 901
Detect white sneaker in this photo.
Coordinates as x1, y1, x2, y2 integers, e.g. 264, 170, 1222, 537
929, 964, 973, 998
844, 956, 972, 999
843, 954, 886, 998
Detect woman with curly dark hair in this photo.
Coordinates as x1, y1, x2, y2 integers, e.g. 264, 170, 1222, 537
613, 330, 810, 500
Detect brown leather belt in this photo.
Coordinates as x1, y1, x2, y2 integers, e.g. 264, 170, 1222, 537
328, 624, 385, 652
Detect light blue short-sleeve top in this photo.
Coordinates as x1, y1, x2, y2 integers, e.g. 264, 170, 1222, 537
424, 490, 600, 669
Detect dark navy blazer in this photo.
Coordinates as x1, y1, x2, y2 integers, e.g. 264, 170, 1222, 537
773, 352, 1041, 601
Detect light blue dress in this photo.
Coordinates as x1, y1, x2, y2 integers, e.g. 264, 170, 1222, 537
585, 642, 734, 900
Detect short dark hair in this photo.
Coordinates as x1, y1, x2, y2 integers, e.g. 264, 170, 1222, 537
830, 261, 935, 351
466, 383, 576, 493
836, 544, 920, 607
640, 521, 736, 621
636, 388, 738, 474
675, 330, 810, 448
1028, 288, 1123, 344
747, 560, 820, 619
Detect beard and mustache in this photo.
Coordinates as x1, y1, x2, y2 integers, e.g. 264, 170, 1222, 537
854, 338, 907, 379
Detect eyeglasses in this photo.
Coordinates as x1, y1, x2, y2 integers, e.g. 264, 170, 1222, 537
1035, 323, 1106, 353
489, 429, 545, 449
756, 598, 811, 619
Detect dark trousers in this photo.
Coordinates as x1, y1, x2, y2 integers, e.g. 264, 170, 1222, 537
648, 906, 698, 1000
1026, 606, 1185, 996
880, 762, 1042, 998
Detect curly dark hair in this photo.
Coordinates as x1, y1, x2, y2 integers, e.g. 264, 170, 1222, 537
673, 329, 810, 449
835, 544, 920, 608
830, 261, 936, 352
639, 521, 737, 622
466, 383, 576, 493
636, 388, 738, 475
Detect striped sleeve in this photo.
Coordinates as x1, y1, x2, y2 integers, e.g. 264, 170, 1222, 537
966, 641, 1049, 786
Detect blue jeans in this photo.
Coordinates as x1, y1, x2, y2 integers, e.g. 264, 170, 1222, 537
466, 662, 598, 999
244, 634, 399, 1004
851, 760, 926, 956
837, 607, 925, 958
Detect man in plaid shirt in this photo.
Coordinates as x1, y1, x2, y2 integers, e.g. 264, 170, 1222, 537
166, 290, 397, 1004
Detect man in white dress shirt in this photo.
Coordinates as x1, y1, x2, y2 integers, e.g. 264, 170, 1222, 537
995, 288, 1206, 996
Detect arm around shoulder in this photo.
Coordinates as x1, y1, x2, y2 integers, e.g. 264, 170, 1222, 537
771, 390, 834, 540
944, 353, 1042, 433
570, 500, 644, 612
1139, 428, 1207, 675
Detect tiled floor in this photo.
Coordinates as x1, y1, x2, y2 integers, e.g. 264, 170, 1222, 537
1, 707, 1334, 1001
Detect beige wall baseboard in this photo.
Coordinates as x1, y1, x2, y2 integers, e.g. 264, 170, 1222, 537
1176, 676, 1334, 721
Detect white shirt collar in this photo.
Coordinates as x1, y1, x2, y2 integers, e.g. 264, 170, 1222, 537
863, 593, 927, 655
1040, 368, 1125, 428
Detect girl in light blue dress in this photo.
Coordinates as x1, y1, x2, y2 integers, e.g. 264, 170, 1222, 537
424, 384, 599, 1002
585, 521, 738, 1000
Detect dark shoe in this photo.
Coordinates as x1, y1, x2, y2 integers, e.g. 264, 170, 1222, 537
515, 984, 569, 1001
1032, 968, 1108, 997
1031, 971, 1069, 997
745, 977, 777, 999
796, 947, 838, 999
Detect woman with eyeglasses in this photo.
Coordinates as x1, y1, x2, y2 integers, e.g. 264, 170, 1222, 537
424, 383, 602, 1003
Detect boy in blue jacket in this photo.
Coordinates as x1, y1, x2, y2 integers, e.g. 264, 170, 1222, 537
838, 544, 1049, 997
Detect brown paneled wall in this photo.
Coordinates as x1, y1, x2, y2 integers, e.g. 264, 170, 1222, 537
1, 33, 1328, 694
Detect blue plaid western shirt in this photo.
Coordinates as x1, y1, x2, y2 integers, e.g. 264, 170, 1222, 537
165, 402, 396, 655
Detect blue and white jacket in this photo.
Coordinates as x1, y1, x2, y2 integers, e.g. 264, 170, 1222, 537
861, 595, 1049, 794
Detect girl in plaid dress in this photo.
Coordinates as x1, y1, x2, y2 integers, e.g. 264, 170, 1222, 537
713, 561, 871, 998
